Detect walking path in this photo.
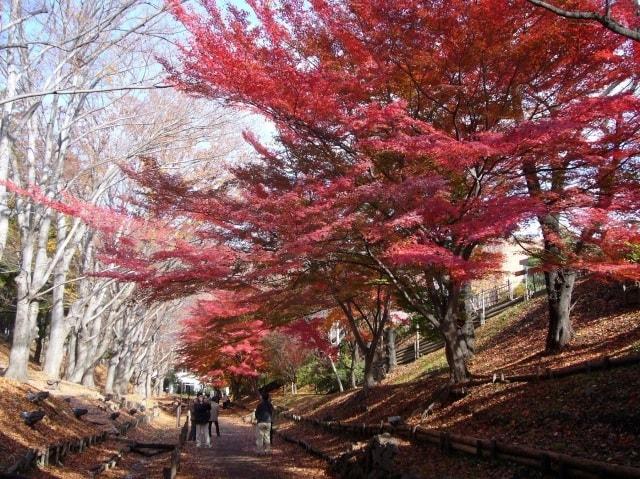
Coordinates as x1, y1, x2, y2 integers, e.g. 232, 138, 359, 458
178, 412, 329, 478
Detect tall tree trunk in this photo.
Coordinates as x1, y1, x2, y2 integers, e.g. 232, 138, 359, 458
44, 304, 67, 378
145, 372, 153, 398
43, 224, 70, 379
440, 290, 472, 385
68, 327, 90, 383
65, 328, 77, 378
545, 269, 576, 352
362, 345, 377, 392
34, 313, 46, 365
349, 343, 358, 389
385, 327, 397, 372
5, 291, 32, 380
5, 243, 36, 380
328, 356, 344, 393
460, 282, 476, 357
81, 367, 95, 388
104, 353, 119, 394
0, 0, 22, 261
154, 375, 163, 396
114, 352, 134, 395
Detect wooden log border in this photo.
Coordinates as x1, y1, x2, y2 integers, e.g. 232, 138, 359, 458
2, 414, 147, 475
281, 412, 640, 479
468, 353, 640, 387
162, 447, 181, 479
275, 430, 333, 462
88, 451, 122, 478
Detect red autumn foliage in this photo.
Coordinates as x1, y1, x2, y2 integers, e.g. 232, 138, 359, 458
159, 0, 639, 379
9, 0, 639, 386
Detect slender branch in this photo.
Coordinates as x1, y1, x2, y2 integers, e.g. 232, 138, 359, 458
526, 0, 640, 42
0, 83, 177, 106
0, 8, 48, 34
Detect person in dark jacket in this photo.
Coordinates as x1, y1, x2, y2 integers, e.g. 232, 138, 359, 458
254, 392, 274, 454
193, 392, 211, 447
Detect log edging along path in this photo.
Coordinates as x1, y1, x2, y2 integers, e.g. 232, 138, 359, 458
280, 411, 640, 479
466, 352, 640, 388
2, 413, 147, 476
160, 404, 189, 479
273, 429, 337, 464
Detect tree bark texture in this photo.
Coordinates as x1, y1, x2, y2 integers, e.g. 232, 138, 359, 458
349, 343, 358, 389
544, 269, 576, 352
385, 327, 397, 372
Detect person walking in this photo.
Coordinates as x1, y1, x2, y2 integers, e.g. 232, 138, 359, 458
188, 399, 196, 441
221, 391, 231, 409
209, 395, 220, 438
254, 392, 274, 455
193, 392, 211, 448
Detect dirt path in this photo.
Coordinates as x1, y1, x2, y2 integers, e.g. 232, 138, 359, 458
178, 412, 329, 479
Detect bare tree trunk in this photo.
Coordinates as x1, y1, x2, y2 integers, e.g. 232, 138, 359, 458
114, 353, 134, 395
155, 375, 164, 396
144, 371, 153, 398
5, 295, 31, 380
104, 353, 119, 394
65, 327, 77, 378
68, 327, 90, 383
44, 274, 67, 378
81, 367, 95, 387
328, 356, 344, 393
4, 237, 34, 380
545, 269, 576, 352
43, 217, 71, 379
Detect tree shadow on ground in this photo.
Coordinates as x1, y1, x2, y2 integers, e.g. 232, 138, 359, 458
470, 280, 640, 375
422, 362, 640, 469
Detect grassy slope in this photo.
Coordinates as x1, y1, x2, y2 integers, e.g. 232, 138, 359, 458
277, 280, 640, 472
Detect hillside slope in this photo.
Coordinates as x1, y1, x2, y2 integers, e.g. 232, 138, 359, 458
280, 280, 640, 473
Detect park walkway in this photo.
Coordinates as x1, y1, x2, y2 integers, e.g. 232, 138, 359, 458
178, 412, 329, 479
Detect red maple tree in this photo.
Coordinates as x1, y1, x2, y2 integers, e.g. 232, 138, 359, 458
158, 0, 638, 381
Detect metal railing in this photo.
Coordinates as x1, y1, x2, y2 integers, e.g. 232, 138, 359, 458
395, 270, 550, 366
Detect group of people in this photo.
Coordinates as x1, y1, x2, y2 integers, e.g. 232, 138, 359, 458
192, 392, 223, 448
189, 389, 275, 455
